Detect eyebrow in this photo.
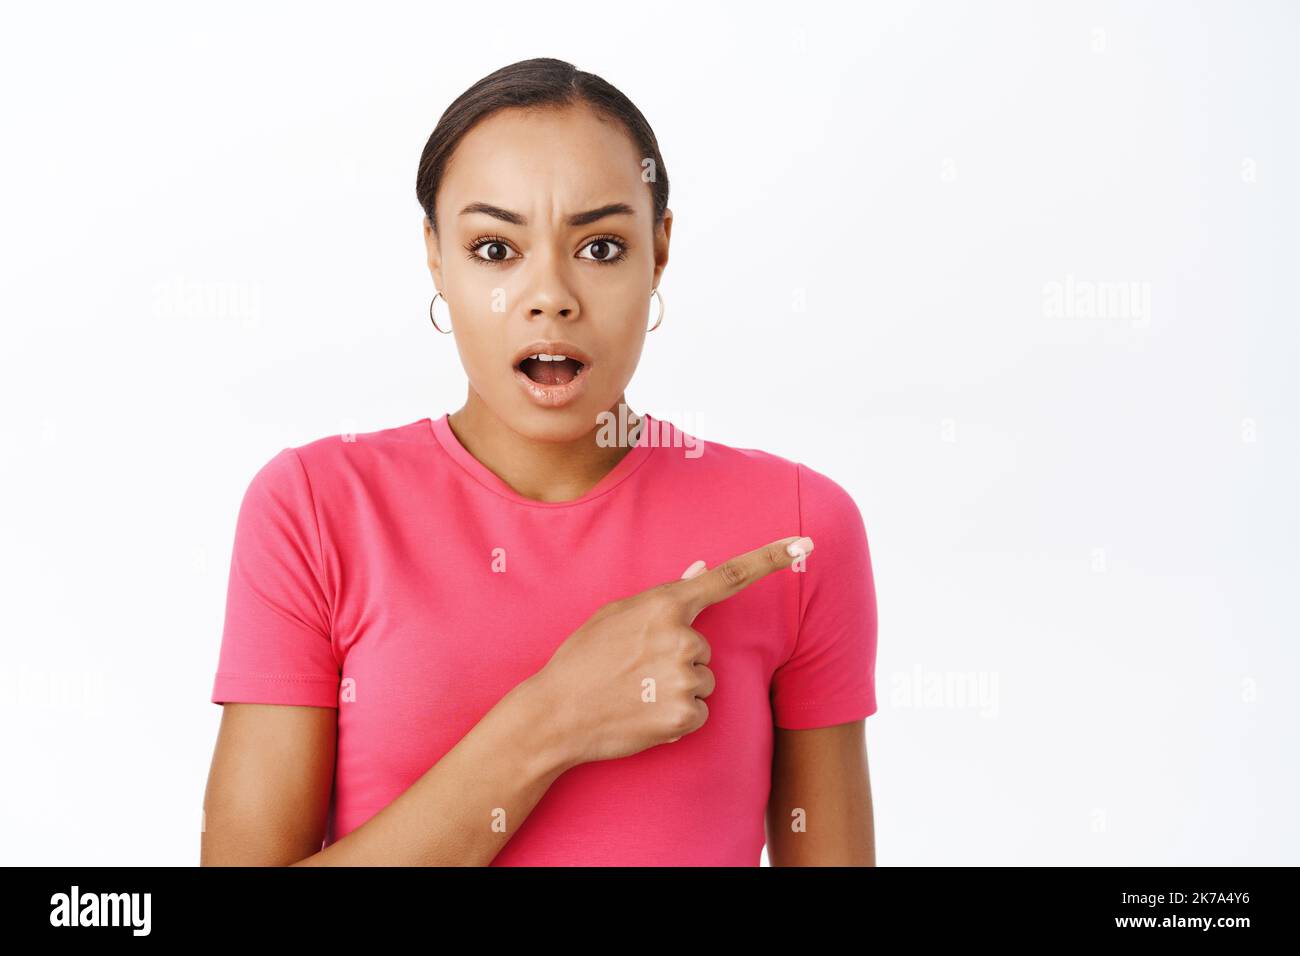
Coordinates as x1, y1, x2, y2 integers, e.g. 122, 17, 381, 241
458, 201, 636, 228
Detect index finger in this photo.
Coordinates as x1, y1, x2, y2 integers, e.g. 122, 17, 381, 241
673, 535, 814, 624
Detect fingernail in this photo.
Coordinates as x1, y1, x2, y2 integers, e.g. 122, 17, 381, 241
681, 559, 707, 579
786, 536, 814, 558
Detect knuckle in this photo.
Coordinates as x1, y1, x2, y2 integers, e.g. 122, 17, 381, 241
648, 590, 680, 618
695, 664, 715, 697
667, 706, 695, 735
719, 559, 748, 589
692, 634, 711, 664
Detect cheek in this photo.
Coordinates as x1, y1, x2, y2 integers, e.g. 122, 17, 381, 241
448, 323, 500, 388
445, 266, 499, 318
443, 272, 503, 373
593, 321, 647, 385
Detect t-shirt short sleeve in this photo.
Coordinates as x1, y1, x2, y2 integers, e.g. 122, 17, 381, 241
770, 463, 879, 730
210, 447, 340, 708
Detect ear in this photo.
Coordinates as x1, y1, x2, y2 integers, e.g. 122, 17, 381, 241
423, 216, 444, 290
651, 207, 672, 291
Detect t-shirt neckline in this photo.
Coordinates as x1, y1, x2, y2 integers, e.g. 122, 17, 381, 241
426, 412, 656, 508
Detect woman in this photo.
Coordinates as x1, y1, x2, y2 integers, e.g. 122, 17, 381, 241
202, 57, 878, 866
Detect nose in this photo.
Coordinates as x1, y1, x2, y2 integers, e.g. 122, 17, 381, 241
521, 244, 580, 321
529, 299, 575, 320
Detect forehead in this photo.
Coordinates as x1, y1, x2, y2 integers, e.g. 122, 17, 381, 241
439, 104, 650, 221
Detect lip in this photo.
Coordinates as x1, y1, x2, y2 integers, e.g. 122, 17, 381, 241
510, 339, 594, 368
511, 339, 594, 409
513, 362, 591, 408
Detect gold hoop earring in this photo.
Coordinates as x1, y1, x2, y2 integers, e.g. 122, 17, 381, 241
648, 287, 664, 332
429, 291, 452, 334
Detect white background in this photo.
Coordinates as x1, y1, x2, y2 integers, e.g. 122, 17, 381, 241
1, 0, 1296, 865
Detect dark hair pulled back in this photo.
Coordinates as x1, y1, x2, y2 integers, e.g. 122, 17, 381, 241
416, 57, 669, 235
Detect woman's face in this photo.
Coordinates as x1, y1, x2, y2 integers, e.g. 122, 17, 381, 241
424, 103, 671, 441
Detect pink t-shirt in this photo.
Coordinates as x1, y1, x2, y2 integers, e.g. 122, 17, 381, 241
210, 412, 878, 865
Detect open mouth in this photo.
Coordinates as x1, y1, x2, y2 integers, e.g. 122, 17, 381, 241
515, 353, 587, 387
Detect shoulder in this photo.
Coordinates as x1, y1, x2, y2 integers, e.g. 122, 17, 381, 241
277, 416, 433, 473
241, 417, 434, 498
648, 417, 794, 488
795, 459, 865, 528
650, 416, 865, 524
291, 417, 432, 465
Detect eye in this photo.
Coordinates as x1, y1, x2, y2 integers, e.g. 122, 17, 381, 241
577, 236, 628, 265
465, 236, 519, 264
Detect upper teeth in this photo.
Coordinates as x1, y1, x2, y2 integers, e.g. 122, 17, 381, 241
527, 353, 572, 362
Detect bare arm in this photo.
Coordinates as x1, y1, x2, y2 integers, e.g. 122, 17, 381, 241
765, 719, 875, 866
201, 673, 573, 866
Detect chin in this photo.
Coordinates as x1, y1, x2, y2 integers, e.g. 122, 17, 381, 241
509, 399, 608, 441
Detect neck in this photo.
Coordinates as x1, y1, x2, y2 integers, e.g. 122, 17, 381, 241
446, 389, 643, 503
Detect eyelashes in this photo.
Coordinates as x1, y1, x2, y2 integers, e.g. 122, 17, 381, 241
463, 234, 629, 267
